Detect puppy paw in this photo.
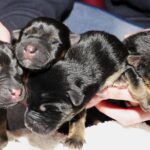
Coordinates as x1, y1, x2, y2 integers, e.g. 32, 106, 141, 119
64, 136, 85, 150
0, 136, 8, 149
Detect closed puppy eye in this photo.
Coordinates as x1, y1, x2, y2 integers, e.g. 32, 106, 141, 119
144, 79, 150, 87
51, 39, 60, 45
23, 32, 29, 37
145, 82, 150, 87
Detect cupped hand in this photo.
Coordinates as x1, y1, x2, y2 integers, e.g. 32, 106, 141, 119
86, 86, 150, 126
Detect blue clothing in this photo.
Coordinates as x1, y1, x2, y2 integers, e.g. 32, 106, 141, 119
65, 2, 143, 40
0, 0, 74, 31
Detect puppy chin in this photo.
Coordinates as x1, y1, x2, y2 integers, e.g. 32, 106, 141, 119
25, 119, 56, 135
0, 102, 17, 108
24, 110, 57, 135
22, 59, 32, 68
22, 59, 48, 70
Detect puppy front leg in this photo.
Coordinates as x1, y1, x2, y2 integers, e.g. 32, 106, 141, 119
125, 67, 150, 111
0, 109, 8, 149
113, 73, 128, 88
65, 109, 86, 150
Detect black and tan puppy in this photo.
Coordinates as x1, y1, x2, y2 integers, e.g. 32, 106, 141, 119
14, 17, 78, 70
0, 41, 26, 148
123, 31, 150, 111
24, 31, 129, 149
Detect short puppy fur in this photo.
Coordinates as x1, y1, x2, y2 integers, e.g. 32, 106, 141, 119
0, 41, 26, 148
123, 31, 150, 111
14, 17, 78, 70
24, 31, 129, 149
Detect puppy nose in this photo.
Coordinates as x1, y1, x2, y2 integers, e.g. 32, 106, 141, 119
10, 88, 22, 98
24, 45, 37, 53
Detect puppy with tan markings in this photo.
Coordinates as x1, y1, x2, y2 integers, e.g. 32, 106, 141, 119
0, 41, 26, 148
24, 31, 129, 149
14, 17, 79, 70
123, 31, 150, 111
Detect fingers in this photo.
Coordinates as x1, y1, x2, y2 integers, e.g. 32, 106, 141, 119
97, 86, 134, 101
0, 22, 11, 43
86, 86, 134, 109
96, 101, 150, 126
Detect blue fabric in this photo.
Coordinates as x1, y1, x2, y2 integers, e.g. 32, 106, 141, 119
65, 2, 143, 40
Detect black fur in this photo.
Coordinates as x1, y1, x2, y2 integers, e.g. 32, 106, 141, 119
0, 41, 26, 148
14, 17, 72, 70
123, 31, 150, 110
25, 31, 128, 134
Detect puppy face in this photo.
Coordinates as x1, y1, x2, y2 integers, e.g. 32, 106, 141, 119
0, 41, 26, 107
15, 17, 71, 70
124, 31, 150, 110
25, 65, 84, 134
127, 54, 150, 110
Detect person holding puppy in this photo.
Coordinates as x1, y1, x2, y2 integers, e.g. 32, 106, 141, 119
0, 0, 150, 129
87, 86, 150, 126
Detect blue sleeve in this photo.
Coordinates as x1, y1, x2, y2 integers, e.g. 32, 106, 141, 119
0, 0, 74, 31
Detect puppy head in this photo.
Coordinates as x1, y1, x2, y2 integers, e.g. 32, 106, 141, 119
127, 54, 150, 110
24, 63, 85, 134
0, 41, 26, 108
124, 30, 150, 54
15, 17, 79, 70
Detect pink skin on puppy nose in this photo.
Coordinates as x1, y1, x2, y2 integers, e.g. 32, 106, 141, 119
10, 89, 22, 101
24, 45, 37, 53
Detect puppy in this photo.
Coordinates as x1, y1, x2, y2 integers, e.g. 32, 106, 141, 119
24, 31, 129, 149
0, 41, 26, 148
14, 17, 79, 70
122, 31, 150, 111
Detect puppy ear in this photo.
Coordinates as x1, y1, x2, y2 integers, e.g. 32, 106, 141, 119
69, 33, 80, 46
17, 66, 23, 75
12, 29, 21, 41
68, 89, 84, 107
127, 55, 142, 68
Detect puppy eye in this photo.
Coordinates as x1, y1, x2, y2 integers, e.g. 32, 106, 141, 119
23, 32, 28, 36
51, 39, 60, 45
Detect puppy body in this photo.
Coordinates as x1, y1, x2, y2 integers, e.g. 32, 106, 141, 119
25, 31, 129, 148
0, 41, 26, 148
15, 17, 74, 70
123, 31, 150, 111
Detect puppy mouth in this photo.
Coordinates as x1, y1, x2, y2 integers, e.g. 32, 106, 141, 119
21, 58, 49, 70
25, 119, 52, 135
22, 59, 32, 67
24, 109, 58, 134
0, 102, 18, 108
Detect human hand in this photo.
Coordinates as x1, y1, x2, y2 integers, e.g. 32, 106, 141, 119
86, 29, 150, 126
0, 22, 11, 43
86, 86, 150, 126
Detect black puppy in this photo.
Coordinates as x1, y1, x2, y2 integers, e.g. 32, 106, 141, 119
0, 41, 26, 148
24, 31, 129, 149
122, 31, 150, 111
14, 17, 79, 70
